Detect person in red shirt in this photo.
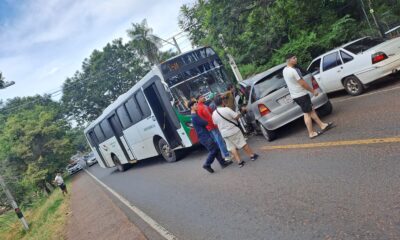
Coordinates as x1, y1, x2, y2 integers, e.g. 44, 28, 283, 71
197, 95, 231, 160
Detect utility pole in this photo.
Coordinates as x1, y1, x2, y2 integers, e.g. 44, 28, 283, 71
359, 0, 373, 31
156, 36, 182, 54
0, 76, 26, 229
0, 174, 29, 230
218, 34, 243, 82
367, 0, 386, 38
171, 37, 182, 54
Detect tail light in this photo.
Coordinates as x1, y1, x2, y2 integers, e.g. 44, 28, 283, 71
258, 104, 270, 117
311, 76, 319, 90
372, 52, 388, 64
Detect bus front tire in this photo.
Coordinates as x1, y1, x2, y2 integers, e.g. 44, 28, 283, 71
112, 155, 128, 172
158, 138, 176, 163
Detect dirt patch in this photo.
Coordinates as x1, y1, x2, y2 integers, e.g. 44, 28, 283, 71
66, 173, 147, 240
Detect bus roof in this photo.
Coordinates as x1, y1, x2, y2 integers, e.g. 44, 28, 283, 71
158, 46, 209, 65
84, 67, 161, 133
84, 46, 211, 134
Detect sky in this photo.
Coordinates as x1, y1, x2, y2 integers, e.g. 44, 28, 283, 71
0, 0, 194, 101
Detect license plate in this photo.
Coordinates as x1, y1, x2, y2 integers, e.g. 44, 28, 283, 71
277, 95, 293, 105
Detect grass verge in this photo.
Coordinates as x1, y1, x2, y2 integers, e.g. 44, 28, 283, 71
0, 182, 71, 240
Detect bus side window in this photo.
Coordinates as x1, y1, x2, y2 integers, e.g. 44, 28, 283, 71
125, 98, 142, 124
94, 125, 105, 143
88, 131, 98, 146
116, 105, 132, 129
135, 91, 151, 118
100, 120, 114, 140
109, 115, 123, 135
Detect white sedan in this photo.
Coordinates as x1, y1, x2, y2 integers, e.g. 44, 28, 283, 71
307, 37, 400, 95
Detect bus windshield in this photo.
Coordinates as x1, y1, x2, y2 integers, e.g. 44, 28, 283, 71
169, 67, 229, 112
160, 47, 231, 113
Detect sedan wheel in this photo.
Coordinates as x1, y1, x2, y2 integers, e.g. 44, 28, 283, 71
259, 123, 277, 142
344, 76, 364, 96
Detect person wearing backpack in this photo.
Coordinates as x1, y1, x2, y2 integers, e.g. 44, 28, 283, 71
212, 96, 259, 168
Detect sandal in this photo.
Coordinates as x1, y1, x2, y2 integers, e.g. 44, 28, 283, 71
309, 130, 323, 139
321, 122, 335, 133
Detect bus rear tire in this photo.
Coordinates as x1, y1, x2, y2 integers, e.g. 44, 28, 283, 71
158, 138, 176, 163
112, 155, 128, 172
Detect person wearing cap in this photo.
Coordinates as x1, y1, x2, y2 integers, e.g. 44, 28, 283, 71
196, 95, 231, 161
189, 100, 232, 173
283, 53, 334, 139
212, 96, 259, 167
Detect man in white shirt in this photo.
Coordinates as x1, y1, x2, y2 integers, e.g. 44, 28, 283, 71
54, 173, 68, 196
212, 96, 258, 167
283, 53, 334, 139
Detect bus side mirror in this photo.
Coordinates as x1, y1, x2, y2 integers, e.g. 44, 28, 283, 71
162, 82, 174, 102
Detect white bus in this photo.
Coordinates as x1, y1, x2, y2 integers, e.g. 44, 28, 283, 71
84, 47, 232, 171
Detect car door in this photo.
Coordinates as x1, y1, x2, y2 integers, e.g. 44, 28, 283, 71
307, 58, 324, 89
338, 49, 356, 80
320, 51, 345, 92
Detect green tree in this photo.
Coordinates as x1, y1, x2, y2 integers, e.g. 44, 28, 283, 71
0, 71, 4, 88
61, 38, 150, 125
127, 19, 163, 65
179, 0, 399, 78
0, 98, 74, 204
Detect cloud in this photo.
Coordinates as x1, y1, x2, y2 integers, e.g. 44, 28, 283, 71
47, 67, 60, 76
0, 0, 194, 101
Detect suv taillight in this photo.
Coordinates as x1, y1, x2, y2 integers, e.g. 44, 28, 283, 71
258, 104, 270, 117
311, 76, 319, 90
372, 52, 388, 64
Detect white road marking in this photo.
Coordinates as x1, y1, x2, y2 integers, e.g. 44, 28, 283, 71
332, 85, 400, 103
84, 169, 178, 240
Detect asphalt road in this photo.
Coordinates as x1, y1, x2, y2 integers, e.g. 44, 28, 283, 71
88, 77, 400, 240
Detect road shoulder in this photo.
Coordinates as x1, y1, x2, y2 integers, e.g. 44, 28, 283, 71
66, 172, 147, 240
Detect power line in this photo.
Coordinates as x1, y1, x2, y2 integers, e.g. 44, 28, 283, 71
0, 27, 197, 114
0, 65, 143, 114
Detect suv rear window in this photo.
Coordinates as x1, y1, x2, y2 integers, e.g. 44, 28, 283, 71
344, 37, 385, 54
253, 69, 286, 100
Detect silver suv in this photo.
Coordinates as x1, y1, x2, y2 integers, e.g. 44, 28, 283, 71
239, 63, 333, 141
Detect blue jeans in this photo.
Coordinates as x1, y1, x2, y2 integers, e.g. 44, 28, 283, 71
210, 129, 230, 158
200, 137, 225, 167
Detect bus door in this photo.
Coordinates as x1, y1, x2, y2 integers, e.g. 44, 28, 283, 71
87, 131, 107, 168
108, 114, 135, 162
143, 76, 182, 148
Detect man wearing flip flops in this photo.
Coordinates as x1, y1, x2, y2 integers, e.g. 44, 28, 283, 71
283, 53, 334, 139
